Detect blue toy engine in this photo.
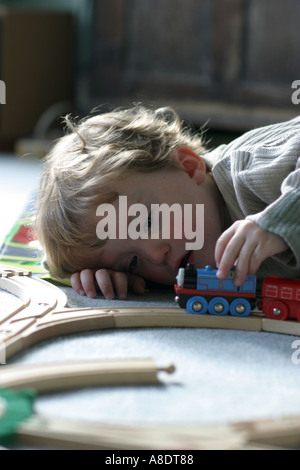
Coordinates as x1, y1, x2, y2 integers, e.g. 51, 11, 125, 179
174, 264, 256, 317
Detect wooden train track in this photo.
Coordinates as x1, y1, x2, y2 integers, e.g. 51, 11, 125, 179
1, 265, 300, 360
1, 264, 300, 450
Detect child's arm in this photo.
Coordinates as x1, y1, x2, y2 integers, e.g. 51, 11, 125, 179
211, 117, 300, 284
215, 219, 289, 285
70, 269, 146, 300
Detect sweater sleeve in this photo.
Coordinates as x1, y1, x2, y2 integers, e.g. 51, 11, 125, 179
247, 159, 300, 266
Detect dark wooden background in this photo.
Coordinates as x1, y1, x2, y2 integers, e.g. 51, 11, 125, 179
87, 0, 300, 131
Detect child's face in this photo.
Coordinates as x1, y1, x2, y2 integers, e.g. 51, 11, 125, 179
86, 150, 225, 285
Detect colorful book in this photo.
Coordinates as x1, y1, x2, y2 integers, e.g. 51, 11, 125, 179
0, 195, 71, 286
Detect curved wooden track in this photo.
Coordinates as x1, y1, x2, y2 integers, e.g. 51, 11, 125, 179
1, 265, 299, 361
1, 265, 300, 450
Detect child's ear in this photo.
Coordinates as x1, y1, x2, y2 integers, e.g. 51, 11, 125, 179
175, 146, 206, 184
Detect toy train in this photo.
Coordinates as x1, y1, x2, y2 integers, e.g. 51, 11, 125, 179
174, 264, 300, 322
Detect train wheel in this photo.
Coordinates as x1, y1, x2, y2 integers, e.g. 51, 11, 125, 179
208, 297, 229, 316
186, 296, 208, 315
229, 298, 251, 317
264, 300, 288, 321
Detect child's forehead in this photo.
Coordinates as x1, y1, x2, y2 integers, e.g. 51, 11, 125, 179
109, 169, 180, 198
108, 182, 146, 203
108, 174, 153, 200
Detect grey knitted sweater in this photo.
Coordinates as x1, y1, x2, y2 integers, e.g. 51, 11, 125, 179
204, 116, 300, 281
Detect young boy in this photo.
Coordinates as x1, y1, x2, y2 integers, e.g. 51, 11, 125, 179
36, 104, 300, 300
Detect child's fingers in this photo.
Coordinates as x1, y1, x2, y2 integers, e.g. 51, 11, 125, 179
214, 224, 239, 269
217, 230, 259, 284
216, 221, 289, 286
216, 234, 244, 279
71, 269, 147, 300
109, 271, 129, 300
232, 242, 257, 286
95, 271, 146, 299
216, 220, 260, 281
70, 272, 85, 296
95, 269, 116, 300
79, 269, 98, 298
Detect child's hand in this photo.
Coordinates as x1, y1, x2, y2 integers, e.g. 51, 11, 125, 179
215, 220, 289, 286
70, 268, 146, 300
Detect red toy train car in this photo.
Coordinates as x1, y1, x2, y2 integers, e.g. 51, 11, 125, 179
261, 276, 300, 321
174, 264, 300, 322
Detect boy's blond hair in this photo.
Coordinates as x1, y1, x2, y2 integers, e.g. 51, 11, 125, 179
36, 104, 206, 278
